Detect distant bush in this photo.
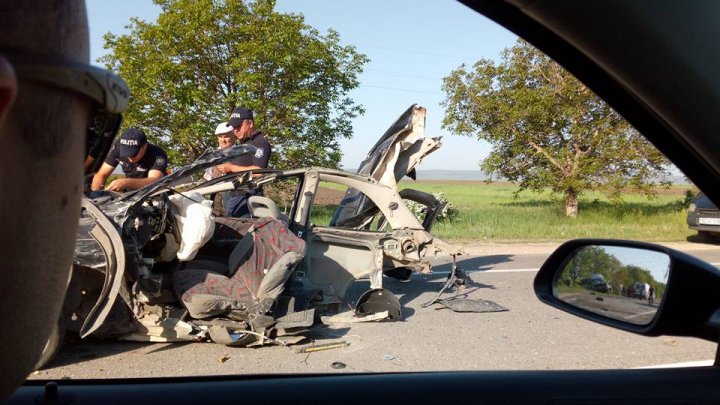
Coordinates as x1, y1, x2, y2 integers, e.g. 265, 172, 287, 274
682, 189, 696, 209
405, 192, 459, 222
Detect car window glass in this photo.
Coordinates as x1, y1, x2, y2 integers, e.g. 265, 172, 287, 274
31, 1, 719, 382
311, 181, 386, 231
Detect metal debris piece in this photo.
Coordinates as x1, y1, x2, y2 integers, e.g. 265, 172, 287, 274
331, 362, 347, 369
276, 335, 306, 345
294, 341, 350, 354
435, 298, 509, 313
422, 254, 468, 308
321, 310, 389, 324
383, 354, 395, 361
219, 354, 230, 363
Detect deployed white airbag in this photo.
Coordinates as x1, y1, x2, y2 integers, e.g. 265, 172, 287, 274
168, 192, 215, 261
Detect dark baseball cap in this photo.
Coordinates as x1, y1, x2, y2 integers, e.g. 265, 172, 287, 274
117, 128, 148, 158
228, 107, 253, 128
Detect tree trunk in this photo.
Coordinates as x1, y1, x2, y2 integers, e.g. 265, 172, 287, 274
565, 188, 578, 218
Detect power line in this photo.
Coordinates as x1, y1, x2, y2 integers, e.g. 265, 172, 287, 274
365, 68, 442, 81
356, 43, 466, 60
360, 84, 443, 95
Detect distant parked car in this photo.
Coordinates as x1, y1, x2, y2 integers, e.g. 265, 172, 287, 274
580, 274, 612, 293
686, 192, 720, 240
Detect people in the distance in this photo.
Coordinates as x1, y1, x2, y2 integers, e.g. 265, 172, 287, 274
91, 128, 168, 192
220, 107, 272, 217
0, 0, 129, 397
648, 285, 655, 305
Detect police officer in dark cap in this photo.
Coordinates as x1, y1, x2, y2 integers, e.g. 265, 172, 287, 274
91, 127, 169, 192
219, 107, 272, 173
218, 106, 272, 216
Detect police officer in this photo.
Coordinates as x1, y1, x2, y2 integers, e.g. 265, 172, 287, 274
219, 106, 271, 173
91, 128, 169, 192
220, 107, 272, 217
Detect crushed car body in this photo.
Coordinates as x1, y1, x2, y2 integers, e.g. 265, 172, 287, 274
63, 104, 461, 354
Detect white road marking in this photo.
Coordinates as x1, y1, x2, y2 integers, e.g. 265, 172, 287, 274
623, 309, 657, 320
430, 267, 539, 275
479, 268, 539, 273
427, 259, 720, 276
635, 359, 715, 369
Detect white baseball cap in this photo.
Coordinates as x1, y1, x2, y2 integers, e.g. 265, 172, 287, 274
214, 122, 234, 135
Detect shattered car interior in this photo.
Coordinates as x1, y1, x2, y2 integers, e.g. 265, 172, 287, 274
58, 104, 462, 361
9, 0, 720, 403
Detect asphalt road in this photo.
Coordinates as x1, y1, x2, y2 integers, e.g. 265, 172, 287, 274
31, 243, 720, 380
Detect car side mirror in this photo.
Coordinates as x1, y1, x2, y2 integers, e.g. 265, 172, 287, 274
551, 244, 669, 325
534, 239, 720, 343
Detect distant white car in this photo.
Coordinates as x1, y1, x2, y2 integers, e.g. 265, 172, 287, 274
633, 282, 650, 299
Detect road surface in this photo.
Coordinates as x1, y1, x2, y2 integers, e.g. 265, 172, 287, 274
31, 242, 720, 379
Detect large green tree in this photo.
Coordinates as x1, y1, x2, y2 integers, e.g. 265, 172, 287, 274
101, 0, 368, 168
441, 40, 671, 217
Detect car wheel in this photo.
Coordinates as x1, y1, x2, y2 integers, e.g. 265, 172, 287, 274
34, 314, 65, 370
697, 231, 719, 243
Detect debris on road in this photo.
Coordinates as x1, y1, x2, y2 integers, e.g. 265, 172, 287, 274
295, 341, 349, 354
435, 298, 509, 313
321, 311, 389, 324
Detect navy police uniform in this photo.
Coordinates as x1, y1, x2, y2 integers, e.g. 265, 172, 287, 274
104, 141, 168, 178
226, 131, 272, 217
233, 131, 271, 168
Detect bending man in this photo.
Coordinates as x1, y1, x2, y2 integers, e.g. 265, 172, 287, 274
91, 127, 168, 192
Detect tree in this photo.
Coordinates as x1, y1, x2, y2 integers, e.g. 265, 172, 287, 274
563, 245, 622, 285
101, 0, 368, 169
441, 40, 671, 217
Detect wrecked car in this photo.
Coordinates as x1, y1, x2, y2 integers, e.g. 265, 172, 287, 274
40, 105, 461, 367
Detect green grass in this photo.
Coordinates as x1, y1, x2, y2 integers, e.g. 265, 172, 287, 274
310, 205, 336, 227
308, 181, 695, 242
398, 182, 694, 242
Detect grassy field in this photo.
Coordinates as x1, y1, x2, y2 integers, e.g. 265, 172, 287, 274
399, 181, 695, 242
312, 180, 697, 242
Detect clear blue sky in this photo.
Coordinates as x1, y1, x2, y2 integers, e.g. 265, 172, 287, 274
86, 0, 517, 170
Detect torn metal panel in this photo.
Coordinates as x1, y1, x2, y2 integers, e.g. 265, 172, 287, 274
77, 199, 126, 338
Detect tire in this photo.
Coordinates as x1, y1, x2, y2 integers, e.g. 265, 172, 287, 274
697, 231, 719, 243
34, 315, 66, 370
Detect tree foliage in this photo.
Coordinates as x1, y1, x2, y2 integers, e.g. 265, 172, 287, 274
101, 0, 368, 169
441, 40, 671, 217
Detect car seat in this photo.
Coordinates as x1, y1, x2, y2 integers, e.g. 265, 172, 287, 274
248, 196, 290, 224
172, 217, 305, 319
